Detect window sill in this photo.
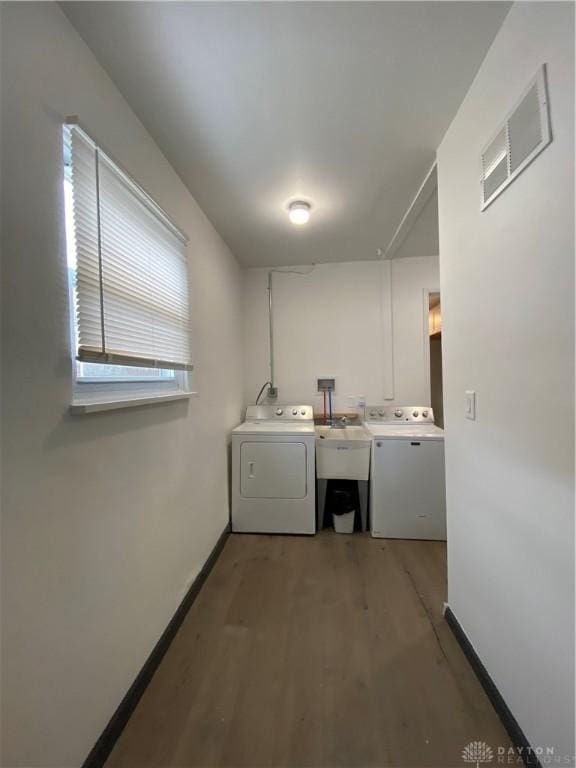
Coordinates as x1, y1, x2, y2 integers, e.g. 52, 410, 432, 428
70, 391, 197, 415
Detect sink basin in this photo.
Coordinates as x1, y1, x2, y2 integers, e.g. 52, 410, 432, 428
315, 425, 371, 480
316, 425, 370, 441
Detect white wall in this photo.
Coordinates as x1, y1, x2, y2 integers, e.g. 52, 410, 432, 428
0, 4, 243, 766
242, 256, 439, 412
438, 2, 574, 760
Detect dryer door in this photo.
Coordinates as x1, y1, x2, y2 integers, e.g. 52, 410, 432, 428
240, 442, 307, 499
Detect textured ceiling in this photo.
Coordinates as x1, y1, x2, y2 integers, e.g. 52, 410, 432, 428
63, 1, 510, 267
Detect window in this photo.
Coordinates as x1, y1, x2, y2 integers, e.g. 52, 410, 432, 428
63, 121, 193, 410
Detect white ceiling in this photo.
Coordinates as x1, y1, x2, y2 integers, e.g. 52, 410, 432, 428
62, 1, 510, 268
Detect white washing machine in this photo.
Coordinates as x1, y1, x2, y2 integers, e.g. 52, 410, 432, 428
231, 405, 316, 534
364, 405, 446, 541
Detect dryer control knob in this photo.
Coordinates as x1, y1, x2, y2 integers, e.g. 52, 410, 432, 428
413, 410, 419, 417
300, 409, 306, 415
378, 410, 386, 416
369, 410, 378, 417
292, 409, 298, 416
395, 409, 403, 418
275, 408, 284, 416
422, 410, 429, 417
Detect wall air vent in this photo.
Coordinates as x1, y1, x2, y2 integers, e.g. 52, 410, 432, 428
481, 65, 551, 210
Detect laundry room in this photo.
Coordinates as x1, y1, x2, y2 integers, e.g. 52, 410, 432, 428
235, 207, 444, 538
242, 252, 440, 412
1, 3, 574, 768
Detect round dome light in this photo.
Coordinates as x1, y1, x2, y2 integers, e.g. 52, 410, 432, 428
288, 201, 311, 225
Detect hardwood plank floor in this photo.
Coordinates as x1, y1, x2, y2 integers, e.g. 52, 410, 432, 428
106, 533, 510, 768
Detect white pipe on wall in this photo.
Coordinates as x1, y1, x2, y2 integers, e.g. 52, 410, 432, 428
381, 258, 395, 400
267, 270, 275, 392
266, 266, 315, 399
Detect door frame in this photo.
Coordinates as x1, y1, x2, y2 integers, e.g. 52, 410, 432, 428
422, 287, 440, 407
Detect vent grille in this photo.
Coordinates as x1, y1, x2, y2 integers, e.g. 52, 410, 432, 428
481, 65, 551, 210
482, 128, 508, 201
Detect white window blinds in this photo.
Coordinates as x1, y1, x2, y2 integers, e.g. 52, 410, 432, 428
66, 123, 192, 370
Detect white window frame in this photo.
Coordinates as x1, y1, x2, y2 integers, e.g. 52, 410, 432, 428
63, 121, 194, 413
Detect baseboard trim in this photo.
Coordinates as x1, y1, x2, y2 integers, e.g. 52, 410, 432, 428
82, 525, 230, 768
444, 606, 541, 768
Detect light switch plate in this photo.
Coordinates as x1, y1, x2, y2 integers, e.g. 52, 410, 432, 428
465, 390, 476, 420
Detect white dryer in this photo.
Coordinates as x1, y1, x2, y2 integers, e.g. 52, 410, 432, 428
364, 406, 446, 541
231, 405, 316, 534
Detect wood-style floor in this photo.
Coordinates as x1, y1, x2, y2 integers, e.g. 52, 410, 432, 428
106, 532, 510, 768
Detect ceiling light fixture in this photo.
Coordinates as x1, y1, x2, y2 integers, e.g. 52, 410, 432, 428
288, 201, 311, 225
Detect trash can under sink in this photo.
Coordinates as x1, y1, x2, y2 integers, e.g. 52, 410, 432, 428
329, 481, 359, 533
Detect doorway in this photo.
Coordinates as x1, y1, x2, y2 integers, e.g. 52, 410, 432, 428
428, 292, 444, 428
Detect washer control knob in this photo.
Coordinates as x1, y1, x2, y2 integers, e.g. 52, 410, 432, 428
422, 410, 429, 417
395, 409, 403, 418
413, 410, 419, 418
275, 408, 284, 416
292, 409, 298, 416
378, 410, 386, 416
369, 410, 378, 417
301, 409, 306, 415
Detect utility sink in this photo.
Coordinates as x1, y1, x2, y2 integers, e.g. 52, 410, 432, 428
315, 425, 371, 480
316, 425, 370, 441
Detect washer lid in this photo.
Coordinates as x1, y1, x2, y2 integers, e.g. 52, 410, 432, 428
232, 421, 316, 436
363, 423, 444, 440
